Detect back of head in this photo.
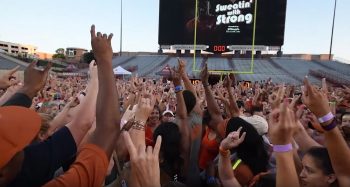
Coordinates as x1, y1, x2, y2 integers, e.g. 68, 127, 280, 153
182, 90, 196, 114
153, 122, 182, 164
226, 117, 269, 175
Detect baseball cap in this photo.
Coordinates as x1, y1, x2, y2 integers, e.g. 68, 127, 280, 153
162, 110, 175, 116
240, 115, 268, 135
0, 106, 41, 169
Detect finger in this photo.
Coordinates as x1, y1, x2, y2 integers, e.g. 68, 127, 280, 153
90, 25, 96, 38
10, 79, 20, 86
7, 66, 20, 76
146, 146, 153, 156
150, 96, 156, 108
239, 132, 246, 142
303, 77, 312, 96
44, 61, 53, 72
28, 60, 38, 69
236, 126, 243, 134
108, 33, 113, 42
97, 32, 102, 37
153, 135, 162, 156
280, 99, 289, 123
290, 95, 300, 110
321, 78, 328, 94
138, 143, 146, 156
122, 131, 137, 158
103, 33, 108, 39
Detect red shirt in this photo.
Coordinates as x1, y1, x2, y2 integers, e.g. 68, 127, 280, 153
199, 127, 219, 170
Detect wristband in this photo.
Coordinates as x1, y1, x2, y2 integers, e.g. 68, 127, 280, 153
219, 146, 230, 157
174, 85, 183, 93
321, 118, 337, 131
203, 83, 210, 87
206, 176, 216, 184
273, 143, 293, 153
318, 112, 334, 123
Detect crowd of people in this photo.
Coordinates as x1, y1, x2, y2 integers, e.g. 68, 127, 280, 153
0, 25, 350, 187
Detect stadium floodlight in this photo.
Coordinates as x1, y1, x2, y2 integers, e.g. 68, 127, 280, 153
329, 0, 337, 61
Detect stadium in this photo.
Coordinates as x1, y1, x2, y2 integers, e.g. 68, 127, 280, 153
1, 0, 350, 186
0, 0, 348, 86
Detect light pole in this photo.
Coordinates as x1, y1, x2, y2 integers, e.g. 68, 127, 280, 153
329, 0, 337, 60
120, 0, 123, 56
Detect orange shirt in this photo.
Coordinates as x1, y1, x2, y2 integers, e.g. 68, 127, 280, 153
145, 125, 154, 146
43, 144, 108, 187
199, 127, 219, 170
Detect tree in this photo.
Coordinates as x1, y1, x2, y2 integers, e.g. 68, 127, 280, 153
56, 48, 65, 55
52, 53, 65, 59
81, 51, 95, 64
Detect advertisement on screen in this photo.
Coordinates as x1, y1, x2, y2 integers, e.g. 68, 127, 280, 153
158, 0, 287, 48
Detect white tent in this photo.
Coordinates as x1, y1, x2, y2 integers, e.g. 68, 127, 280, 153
113, 66, 132, 75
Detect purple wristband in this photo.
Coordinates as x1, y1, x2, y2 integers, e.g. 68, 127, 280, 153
318, 112, 334, 123
321, 118, 337, 131
273, 143, 293, 153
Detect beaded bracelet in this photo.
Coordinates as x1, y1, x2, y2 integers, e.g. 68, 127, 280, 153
131, 120, 146, 131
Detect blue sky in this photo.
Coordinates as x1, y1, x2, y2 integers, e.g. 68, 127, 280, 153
0, 0, 349, 62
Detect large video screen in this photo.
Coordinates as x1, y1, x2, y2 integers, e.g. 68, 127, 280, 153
159, 0, 287, 47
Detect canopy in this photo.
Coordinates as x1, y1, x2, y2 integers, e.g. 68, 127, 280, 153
113, 66, 132, 75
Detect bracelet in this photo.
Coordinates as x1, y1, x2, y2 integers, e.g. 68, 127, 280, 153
321, 118, 337, 131
131, 120, 146, 131
318, 112, 334, 123
206, 176, 216, 184
273, 143, 293, 153
174, 85, 183, 93
219, 146, 230, 157
203, 83, 210, 87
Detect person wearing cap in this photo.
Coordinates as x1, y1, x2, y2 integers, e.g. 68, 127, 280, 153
162, 110, 175, 123
0, 106, 42, 186
3, 60, 98, 186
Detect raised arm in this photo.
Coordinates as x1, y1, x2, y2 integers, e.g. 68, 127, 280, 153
170, 67, 191, 173
178, 58, 202, 114
88, 25, 120, 158
200, 63, 223, 132
218, 128, 246, 187
66, 61, 99, 146
224, 74, 240, 117
302, 78, 350, 186
3, 61, 52, 107
269, 100, 300, 187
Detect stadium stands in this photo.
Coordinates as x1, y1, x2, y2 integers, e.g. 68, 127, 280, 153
1, 51, 349, 85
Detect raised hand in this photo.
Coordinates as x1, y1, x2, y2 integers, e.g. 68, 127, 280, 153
220, 127, 246, 150
0, 66, 20, 89
268, 84, 286, 110
200, 63, 209, 85
302, 77, 330, 117
88, 60, 98, 81
269, 100, 298, 145
177, 58, 186, 76
123, 131, 162, 187
135, 97, 156, 125
90, 25, 113, 64
20, 60, 52, 98
170, 67, 182, 86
